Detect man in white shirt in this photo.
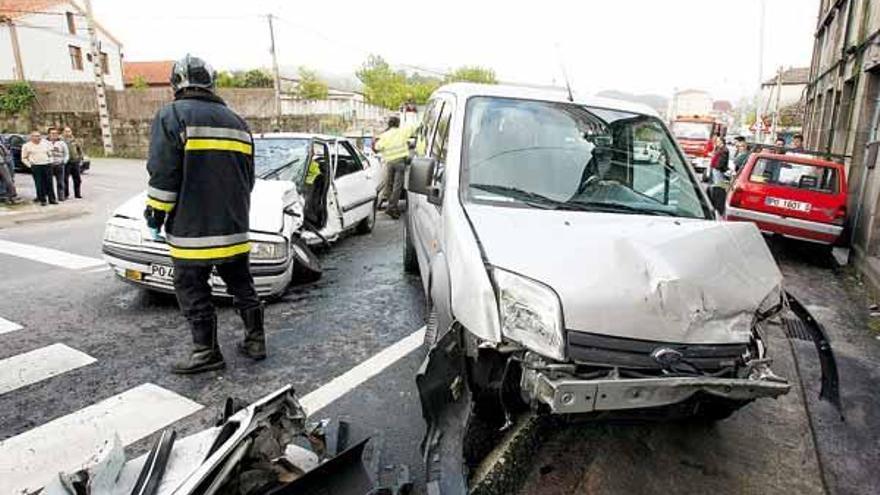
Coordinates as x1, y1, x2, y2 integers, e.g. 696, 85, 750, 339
47, 127, 69, 201
21, 130, 56, 205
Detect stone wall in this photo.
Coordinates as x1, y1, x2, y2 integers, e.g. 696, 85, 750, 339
0, 82, 385, 158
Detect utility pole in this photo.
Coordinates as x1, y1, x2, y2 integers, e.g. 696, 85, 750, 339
267, 14, 282, 127
754, 0, 766, 143
770, 66, 783, 138
84, 0, 113, 155
3, 17, 24, 81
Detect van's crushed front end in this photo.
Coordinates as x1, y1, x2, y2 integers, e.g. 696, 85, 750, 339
417, 214, 841, 493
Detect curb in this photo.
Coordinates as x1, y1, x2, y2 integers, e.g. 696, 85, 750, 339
0, 202, 91, 229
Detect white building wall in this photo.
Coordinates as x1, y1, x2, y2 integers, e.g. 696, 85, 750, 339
759, 84, 805, 114
3, 4, 124, 89
670, 91, 712, 118
0, 25, 14, 80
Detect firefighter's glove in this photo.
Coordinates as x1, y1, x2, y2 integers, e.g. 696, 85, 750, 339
144, 206, 166, 231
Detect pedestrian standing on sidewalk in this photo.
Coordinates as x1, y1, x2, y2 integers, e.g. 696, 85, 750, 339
709, 135, 729, 182
0, 138, 21, 204
791, 133, 804, 152
62, 126, 84, 199
21, 131, 56, 206
732, 136, 750, 174
145, 54, 264, 374
47, 128, 69, 201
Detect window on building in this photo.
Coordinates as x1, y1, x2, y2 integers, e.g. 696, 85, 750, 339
66, 12, 75, 35
68, 45, 83, 71
100, 52, 109, 74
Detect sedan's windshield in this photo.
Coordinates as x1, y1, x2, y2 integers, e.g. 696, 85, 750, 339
463, 97, 709, 219
255, 138, 310, 182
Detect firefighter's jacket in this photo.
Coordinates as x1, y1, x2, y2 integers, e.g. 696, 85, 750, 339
375, 124, 416, 163
146, 91, 255, 265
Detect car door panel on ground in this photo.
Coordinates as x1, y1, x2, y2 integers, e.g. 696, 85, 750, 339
333, 141, 375, 229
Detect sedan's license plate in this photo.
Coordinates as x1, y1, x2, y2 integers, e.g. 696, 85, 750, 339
766, 197, 811, 212
150, 264, 174, 281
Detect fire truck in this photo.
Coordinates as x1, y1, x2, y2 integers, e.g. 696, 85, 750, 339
670, 115, 727, 172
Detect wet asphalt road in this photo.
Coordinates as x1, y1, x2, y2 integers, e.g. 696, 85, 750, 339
1, 160, 878, 494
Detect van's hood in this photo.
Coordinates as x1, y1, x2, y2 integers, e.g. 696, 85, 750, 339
465, 204, 782, 344
114, 179, 302, 234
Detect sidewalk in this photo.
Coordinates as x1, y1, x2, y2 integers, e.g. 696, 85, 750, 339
0, 173, 91, 229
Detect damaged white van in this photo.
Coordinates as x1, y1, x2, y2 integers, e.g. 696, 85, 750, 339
405, 84, 840, 492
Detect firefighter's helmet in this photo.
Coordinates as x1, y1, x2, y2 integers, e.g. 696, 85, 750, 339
170, 54, 216, 93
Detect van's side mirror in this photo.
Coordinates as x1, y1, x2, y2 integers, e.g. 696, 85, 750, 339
408, 157, 435, 196
706, 185, 727, 215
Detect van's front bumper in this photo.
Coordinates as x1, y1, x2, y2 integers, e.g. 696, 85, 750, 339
520, 366, 790, 414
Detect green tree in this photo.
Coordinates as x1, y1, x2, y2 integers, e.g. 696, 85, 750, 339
215, 69, 273, 88
445, 66, 497, 84
356, 55, 409, 110
242, 69, 273, 88
407, 73, 441, 104
216, 70, 238, 88
295, 66, 329, 100
130, 75, 148, 90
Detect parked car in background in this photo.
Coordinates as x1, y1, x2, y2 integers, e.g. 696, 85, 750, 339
725, 151, 847, 246
102, 133, 378, 298
1, 134, 27, 172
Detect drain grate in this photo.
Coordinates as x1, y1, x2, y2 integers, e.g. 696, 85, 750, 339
783, 317, 813, 341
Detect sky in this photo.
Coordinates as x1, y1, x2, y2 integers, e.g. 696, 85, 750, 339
91, 0, 817, 102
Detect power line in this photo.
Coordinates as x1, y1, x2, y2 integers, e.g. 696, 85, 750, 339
0, 8, 86, 17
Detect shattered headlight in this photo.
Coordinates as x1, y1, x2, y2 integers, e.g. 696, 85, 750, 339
250, 240, 287, 261
494, 267, 565, 361
104, 224, 140, 246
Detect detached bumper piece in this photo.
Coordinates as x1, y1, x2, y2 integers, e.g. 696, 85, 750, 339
521, 370, 789, 415
784, 291, 843, 415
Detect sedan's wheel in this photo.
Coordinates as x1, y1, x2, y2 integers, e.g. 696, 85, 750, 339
290, 236, 322, 283
403, 213, 418, 274
356, 199, 377, 235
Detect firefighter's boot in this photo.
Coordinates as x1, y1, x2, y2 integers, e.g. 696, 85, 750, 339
172, 315, 225, 374
237, 305, 267, 360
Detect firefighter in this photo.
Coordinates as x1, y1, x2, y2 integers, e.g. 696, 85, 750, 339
144, 55, 265, 375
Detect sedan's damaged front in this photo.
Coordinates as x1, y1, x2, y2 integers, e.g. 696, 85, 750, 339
411, 93, 841, 493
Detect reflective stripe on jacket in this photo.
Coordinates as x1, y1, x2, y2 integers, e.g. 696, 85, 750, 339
146, 90, 255, 265
375, 125, 415, 163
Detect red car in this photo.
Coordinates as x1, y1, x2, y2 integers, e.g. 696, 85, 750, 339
725, 152, 847, 245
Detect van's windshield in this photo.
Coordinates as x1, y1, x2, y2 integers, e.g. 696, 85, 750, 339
462, 97, 709, 219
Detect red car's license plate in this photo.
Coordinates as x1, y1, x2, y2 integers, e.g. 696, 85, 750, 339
765, 197, 811, 212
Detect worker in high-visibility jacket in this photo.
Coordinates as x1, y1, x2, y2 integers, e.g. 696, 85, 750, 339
374, 115, 416, 219
144, 54, 265, 375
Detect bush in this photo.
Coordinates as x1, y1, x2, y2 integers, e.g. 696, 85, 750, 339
0, 82, 36, 115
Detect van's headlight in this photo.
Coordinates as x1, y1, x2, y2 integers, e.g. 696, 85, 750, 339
104, 224, 140, 245
494, 267, 565, 361
250, 240, 287, 261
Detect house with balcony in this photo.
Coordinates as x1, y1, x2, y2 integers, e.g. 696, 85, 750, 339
0, 0, 124, 89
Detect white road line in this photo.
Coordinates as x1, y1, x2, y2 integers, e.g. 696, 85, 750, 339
300, 327, 425, 414
0, 343, 97, 396
0, 316, 22, 335
0, 383, 202, 495
82, 265, 111, 274
0, 239, 104, 270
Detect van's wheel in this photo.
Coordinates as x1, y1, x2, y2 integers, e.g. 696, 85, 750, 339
291, 236, 322, 283
356, 199, 377, 235
403, 214, 418, 274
